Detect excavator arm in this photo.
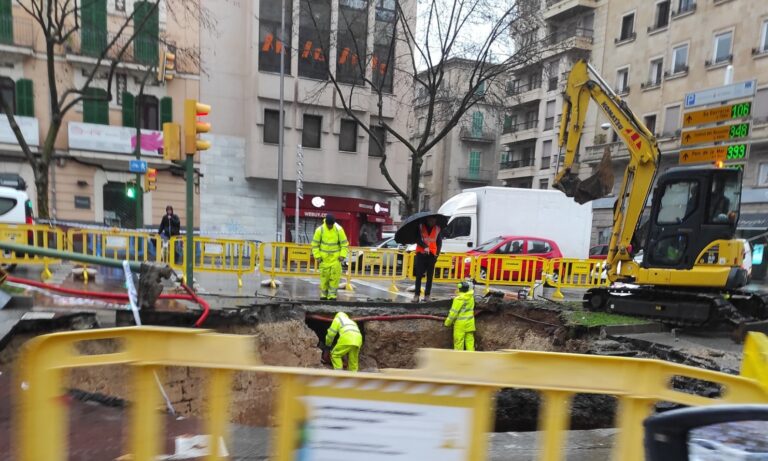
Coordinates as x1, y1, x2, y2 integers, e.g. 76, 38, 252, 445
553, 60, 661, 281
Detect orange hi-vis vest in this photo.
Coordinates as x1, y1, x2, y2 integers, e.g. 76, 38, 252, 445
416, 224, 440, 254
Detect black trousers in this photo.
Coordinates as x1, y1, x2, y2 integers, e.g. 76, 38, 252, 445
414, 252, 437, 296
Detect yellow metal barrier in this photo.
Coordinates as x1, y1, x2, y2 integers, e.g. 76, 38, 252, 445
259, 242, 319, 288
474, 255, 545, 295
548, 257, 609, 299
0, 223, 65, 279
170, 236, 257, 287
16, 326, 261, 461
403, 252, 475, 293
346, 246, 408, 292
67, 228, 161, 282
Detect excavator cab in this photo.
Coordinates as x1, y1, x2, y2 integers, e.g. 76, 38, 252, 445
642, 166, 741, 272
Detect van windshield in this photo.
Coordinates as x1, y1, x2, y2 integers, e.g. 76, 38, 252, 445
475, 237, 504, 252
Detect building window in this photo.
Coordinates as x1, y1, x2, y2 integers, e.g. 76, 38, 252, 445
643, 114, 657, 134
672, 44, 688, 74
648, 58, 663, 86
544, 100, 555, 130
677, 0, 695, 14
83, 88, 109, 125
137, 95, 158, 130
620, 13, 635, 41
373, 0, 396, 93
122, 92, 135, 127
160, 97, 172, 125
81, 0, 107, 57
7, 77, 32, 117
759, 164, 768, 187
134, 1, 159, 64
116, 74, 127, 105
339, 119, 357, 152
541, 140, 552, 169
337, 0, 368, 85
471, 111, 483, 137
760, 20, 768, 53
259, 0, 292, 74
539, 179, 549, 189
653, 1, 670, 29
302, 114, 322, 149
755, 88, 768, 124
264, 109, 280, 144
369, 125, 386, 157
298, 0, 330, 80
713, 31, 733, 64
597, 227, 611, 245
469, 150, 481, 175
115, 0, 125, 12
0, 77, 15, 114
616, 67, 629, 93
663, 105, 681, 136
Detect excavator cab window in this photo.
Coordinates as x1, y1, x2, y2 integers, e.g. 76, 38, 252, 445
708, 174, 740, 224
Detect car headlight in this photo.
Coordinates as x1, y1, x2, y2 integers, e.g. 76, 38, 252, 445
464, 257, 472, 263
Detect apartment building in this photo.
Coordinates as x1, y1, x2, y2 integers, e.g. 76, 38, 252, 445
413, 59, 502, 212
586, 0, 768, 257
0, 0, 200, 228
199, 0, 410, 245
498, 0, 609, 190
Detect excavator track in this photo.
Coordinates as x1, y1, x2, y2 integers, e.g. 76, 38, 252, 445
584, 286, 768, 339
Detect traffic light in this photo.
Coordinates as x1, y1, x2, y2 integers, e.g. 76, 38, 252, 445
157, 50, 176, 83
162, 122, 181, 161
145, 168, 157, 191
126, 181, 137, 199
183, 99, 212, 155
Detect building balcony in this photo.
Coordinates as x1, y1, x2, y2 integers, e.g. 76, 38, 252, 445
543, 0, 598, 21
547, 28, 594, 53
0, 114, 39, 148
501, 119, 539, 143
506, 80, 543, 104
498, 159, 536, 180
0, 16, 35, 59
459, 126, 497, 143
583, 142, 630, 164
457, 168, 493, 183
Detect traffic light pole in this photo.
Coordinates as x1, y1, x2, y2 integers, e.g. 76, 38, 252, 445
185, 153, 194, 286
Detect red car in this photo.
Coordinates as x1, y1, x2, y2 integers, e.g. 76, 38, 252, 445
589, 244, 609, 260
464, 236, 563, 281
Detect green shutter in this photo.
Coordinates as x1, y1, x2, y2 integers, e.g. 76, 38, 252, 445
134, 1, 159, 64
122, 92, 135, 127
503, 115, 512, 131
15, 79, 33, 117
0, 0, 12, 44
469, 151, 481, 176
83, 88, 108, 125
81, 0, 107, 57
471, 111, 483, 137
160, 97, 172, 125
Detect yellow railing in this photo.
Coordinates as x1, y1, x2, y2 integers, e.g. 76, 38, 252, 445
67, 227, 161, 282
474, 254, 545, 295
547, 257, 610, 299
169, 236, 257, 287
0, 224, 65, 279
14, 328, 768, 461
345, 245, 408, 292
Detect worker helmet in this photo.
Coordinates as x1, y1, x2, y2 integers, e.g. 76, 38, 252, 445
457, 281, 471, 292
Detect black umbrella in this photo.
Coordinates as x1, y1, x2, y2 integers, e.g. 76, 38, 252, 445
395, 212, 449, 245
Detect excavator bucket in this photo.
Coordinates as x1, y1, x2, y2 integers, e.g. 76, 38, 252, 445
554, 147, 615, 204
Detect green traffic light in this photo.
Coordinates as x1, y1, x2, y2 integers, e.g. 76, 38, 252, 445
126, 186, 136, 199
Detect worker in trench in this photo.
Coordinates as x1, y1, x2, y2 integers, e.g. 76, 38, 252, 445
444, 281, 476, 351
311, 214, 349, 300
324, 312, 363, 371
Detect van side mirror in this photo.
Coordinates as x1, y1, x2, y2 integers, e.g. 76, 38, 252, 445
644, 405, 768, 461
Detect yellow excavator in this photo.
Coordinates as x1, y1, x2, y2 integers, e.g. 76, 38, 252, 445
554, 59, 767, 333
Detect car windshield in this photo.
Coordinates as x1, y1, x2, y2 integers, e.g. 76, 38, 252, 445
474, 237, 505, 252
374, 239, 391, 247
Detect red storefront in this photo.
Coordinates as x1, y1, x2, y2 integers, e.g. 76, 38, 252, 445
283, 193, 393, 246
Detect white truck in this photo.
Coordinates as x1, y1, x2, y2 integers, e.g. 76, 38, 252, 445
437, 186, 593, 257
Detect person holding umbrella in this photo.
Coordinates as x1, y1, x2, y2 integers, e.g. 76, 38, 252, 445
395, 212, 448, 303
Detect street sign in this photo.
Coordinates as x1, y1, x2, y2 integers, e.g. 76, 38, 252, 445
679, 143, 749, 165
684, 80, 757, 108
682, 102, 753, 127
129, 159, 148, 173
680, 122, 750, 146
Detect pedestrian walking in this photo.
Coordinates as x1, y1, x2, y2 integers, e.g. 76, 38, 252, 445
157, 205, 181, 262
412, 216, 442, 302
444, 281, 476, 351
324, 311, 363, 371
311, 214, 349, 300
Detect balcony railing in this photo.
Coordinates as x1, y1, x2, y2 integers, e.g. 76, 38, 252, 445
583, 142, 629, 162
459, 126, 497, 142
548, 27, 594, 46
706, 54, 733, 67
500, 158, 535, 169
506, 80, 542, 96
458, 168, 493, 182
0, 16, 35, 49
502, 119, 539, 134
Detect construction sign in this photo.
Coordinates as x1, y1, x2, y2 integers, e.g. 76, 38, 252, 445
272, 373, 494, 461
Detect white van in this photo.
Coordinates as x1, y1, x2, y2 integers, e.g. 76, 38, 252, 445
0, 186, 33, 224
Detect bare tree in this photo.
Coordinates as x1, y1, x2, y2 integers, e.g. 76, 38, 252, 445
297, 0, 549, 215
0, 0, 210, 218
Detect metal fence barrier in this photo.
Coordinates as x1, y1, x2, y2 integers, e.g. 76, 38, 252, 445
67, 228, 161, 282
474, 255, 545, 295
345, 246, 408, 292
547, 257, 609, 299
0, 224, 66, 279
170, 236, 258, 287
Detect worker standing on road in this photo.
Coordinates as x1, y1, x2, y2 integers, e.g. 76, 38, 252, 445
311, 214, 349, 300
325, 311, 363, 371
445, 281, 476, 351
413, 216, 442, 302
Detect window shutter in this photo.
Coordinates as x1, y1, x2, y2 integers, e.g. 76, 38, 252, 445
160, 97, 172, 125
0, 0, 13, 44
134, 1, 159, 64
122, 92, 135, 127
81, 0, 107, 56
15, 79, 34, 117
83, 88, 109, 125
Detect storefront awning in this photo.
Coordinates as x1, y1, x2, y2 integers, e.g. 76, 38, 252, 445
283, 209, 355, 221
738, 213, 768, 230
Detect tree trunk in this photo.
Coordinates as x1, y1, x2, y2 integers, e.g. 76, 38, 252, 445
407, 156, 422, 215
35, 119, 63, 219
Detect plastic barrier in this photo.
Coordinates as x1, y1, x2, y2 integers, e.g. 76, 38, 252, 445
474, 255, 546, 296
0, 223, 65, 279
346, 246, 408, 292
170, 236, 257, 287
259, 242, 319, 287
403, 251, 475, 290
67, 228, 160, 282
547, 257, 609, 299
